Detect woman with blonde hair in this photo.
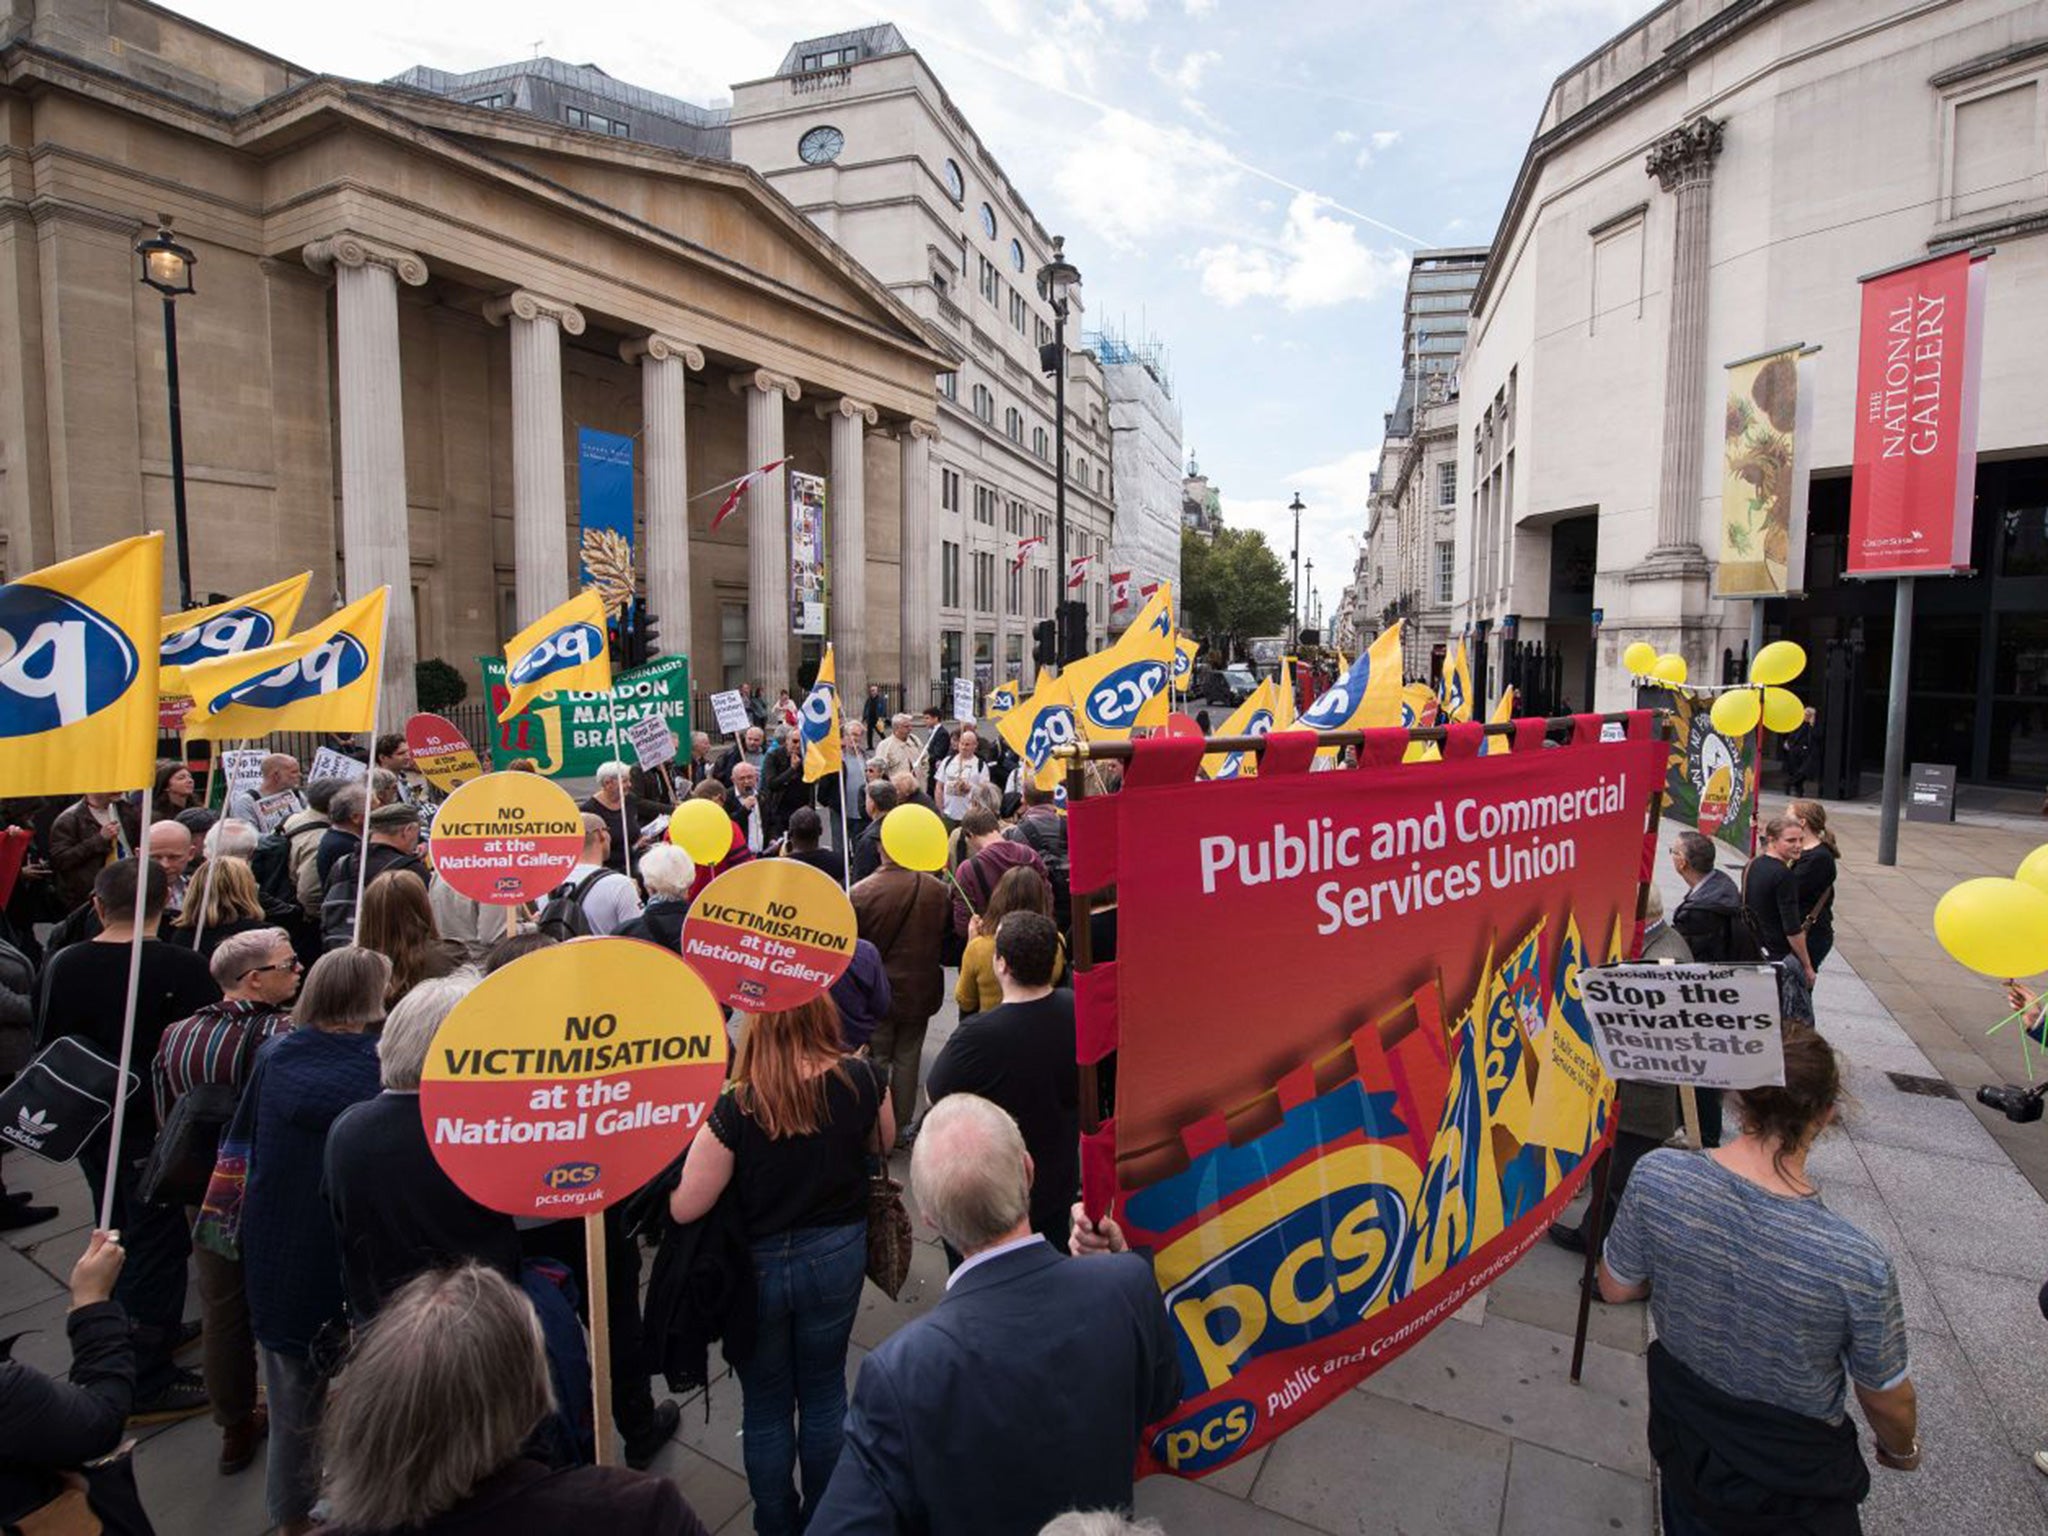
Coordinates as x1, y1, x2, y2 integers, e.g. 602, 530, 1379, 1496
169, 854, 269, 956
669, 995, 892, 1535
319, 1263, 707, 1535
357, 870, 460, 1006
955, 864, 1065, 1017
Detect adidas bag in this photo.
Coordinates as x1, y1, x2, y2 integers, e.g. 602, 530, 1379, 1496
0, 1036, 138, 1165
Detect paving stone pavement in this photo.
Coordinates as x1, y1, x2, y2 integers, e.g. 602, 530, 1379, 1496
4, 812, 2046, 1532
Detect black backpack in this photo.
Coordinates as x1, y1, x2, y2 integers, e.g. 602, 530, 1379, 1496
250, 821, 322, 918
536, 869, 615, 941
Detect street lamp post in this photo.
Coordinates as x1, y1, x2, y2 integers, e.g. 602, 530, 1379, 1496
1038, 236, 1082, 665
1304, 557, 1315, 640
1288, 491, 1304, 653
136, 219, 197, 611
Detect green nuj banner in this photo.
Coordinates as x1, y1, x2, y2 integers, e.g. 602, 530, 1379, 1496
1662, 685, 1759, 857
480, 653, 691, 779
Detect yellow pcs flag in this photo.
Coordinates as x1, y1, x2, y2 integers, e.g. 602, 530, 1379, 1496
996, 670, 1077, 791
1060, 582, 1174, 741
0, 533, 163, 796
159, 572, 311, 697
1170, 634, 1199, 694
800, 647, 843, 783
183, 587, 387, 740
1480, 686, 1517, 756
501, 589, 611, 719
988, 677, 1022, 719
1201, 679, 1280, 781
1298, 622, 1403, 758
1438, 638, 1473, 723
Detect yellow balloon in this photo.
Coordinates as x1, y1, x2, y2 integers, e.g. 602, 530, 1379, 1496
1749, 640, 1807, 688
667, 799, 733, 864
1933, 878, 2048, 978
1622, 641, 1658, 677
2017, 844, 2048, 899
1710, 688, 1762, 736
1650, 653, 1688, 685
1762, 687, 1804, 734
880, 803, 949, 873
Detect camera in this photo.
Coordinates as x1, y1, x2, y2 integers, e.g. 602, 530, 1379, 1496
1976, 1082, 2046, 1124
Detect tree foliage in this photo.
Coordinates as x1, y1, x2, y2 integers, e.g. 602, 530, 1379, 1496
415, 657, 468, 712
1181, 526, 1291, 658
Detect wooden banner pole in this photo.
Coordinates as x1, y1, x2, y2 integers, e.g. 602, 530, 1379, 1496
585, 1211, 615, 1468
97, 786, 154, 1231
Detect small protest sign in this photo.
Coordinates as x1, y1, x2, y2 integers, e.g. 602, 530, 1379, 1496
420, 939, 728, 1218
220, 748, 266, 794
252, 791, 300, 834
680, 859, 858, 1012
626, 714, 676, 770
711, 689, 751, 735
1582, 962, 1785, 1090
406, 713, 484, 794
952, 676, 977, 725
429, 773, 585, 906
306, 745, 367, 785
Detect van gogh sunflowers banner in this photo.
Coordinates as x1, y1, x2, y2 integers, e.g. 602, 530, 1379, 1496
1072, 717, 1664, 1477
1661, 685, 1759, 858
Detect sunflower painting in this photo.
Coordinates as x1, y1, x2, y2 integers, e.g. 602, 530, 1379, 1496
1718, 347, 1807, 597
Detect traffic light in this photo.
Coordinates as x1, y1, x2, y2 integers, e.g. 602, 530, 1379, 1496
1058, 599, 1089, 665
1032, 617, 1058, 667
630, 600, 661, 668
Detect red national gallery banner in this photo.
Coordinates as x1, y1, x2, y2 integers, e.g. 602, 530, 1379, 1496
1846, 249, 1988, 578
1079, 720, 1664, 1478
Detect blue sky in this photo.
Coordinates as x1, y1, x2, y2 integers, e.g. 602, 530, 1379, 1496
176, 0, 1651, 620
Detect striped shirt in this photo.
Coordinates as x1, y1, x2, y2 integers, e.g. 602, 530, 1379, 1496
1603, 1149, 1907, 1424
152, 1001, 293, 1124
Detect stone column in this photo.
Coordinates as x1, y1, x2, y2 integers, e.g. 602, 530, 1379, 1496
821, 396, 878, 702
731, 369, 801, 691
303, 233, 427, 720
622, 333, 704, 666
1641, 116, 1725, 574
898, 420, 938, 710
486, 290, 586, 625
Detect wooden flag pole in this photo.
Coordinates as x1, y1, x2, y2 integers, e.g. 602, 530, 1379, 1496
585, 1212, 615, 1467
97, 786, 154, 1230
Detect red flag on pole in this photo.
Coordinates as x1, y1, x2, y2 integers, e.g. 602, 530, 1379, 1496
1109, 570, 1132, 612
1067, 553, 1092, 591
709, 457, 792, 532
1013, 535, 1044, 573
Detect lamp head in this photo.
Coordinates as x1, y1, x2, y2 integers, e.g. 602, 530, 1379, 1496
136, 218, 196, 297
1037, 234, 1081, 307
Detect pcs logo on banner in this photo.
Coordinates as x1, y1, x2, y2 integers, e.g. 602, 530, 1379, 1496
543, 1161, 601, 1193
161, 608, 279, 669
509, 622, 605, 689
0, 585, 141, 736
217, 635, 370, 710
1077, 660, 1168, 735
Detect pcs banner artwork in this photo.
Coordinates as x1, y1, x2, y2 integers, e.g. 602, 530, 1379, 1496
1661, 686, 1758, 858
480, 654, 691, 779
1090, 725, 1664, 1477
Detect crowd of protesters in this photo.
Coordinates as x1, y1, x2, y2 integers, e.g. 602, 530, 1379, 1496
0, 724, 1926, 1536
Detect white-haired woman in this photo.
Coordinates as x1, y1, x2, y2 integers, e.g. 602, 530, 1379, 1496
579, 762, 657, 873
319, 1264, 709, 1535
324, 974, 523, 1328
618, 844, 696, 953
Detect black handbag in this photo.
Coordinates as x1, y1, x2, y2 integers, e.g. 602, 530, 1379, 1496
135, 1080, 239, 1210
0, 1038, 136, 1166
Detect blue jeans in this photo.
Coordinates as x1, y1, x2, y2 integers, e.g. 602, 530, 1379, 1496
733, 1222, 866, 1535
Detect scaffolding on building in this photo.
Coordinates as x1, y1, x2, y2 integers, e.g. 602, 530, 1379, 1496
1082, 327, 1173, 400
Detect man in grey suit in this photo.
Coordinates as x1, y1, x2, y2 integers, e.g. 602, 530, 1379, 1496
811, 1095, 1180, 1535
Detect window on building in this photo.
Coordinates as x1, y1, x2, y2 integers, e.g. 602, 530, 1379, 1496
941, 468, 961, 513
1436, 543, 1455, 605
973, 551, 995, 613
1096, 466, 1105, 494
1590, 214, 1644, 335
1949, 78, 2043, 218
979, 257, 1001, 305
799, 46, 857, 70
469, 93, 506, 109
1032, 426, 1049, 461
940, 630, 963, 687
1033, 566, 1049, 617
564, 105, 630, 138
720, 601, 747, 690
1036, 319, 1052, 349
941, 541, 962, 607
1438, 461, 1457, 508
1004, 407, 1023, 444
1007, 561, 1023, 614
971, 385, 994, 425
939, 371, 957, 401
1009, 290, 1028, 334
974, 485, 997, 525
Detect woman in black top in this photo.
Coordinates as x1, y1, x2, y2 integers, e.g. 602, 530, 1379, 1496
1743, 816, 1817, 987
1787, 799, 1838, 974
669, 995, 891, 1536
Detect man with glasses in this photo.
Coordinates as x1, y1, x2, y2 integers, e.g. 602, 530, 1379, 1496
152, 926, 303, 1475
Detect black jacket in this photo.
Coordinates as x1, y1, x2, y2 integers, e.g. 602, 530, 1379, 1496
810, 1241, 1180, 1535
617, 897, 689, 953
848, 820, 886, 885
344, 1459, 710, 1536
0, 1300, 134, 1525
643, 1187, 757, 1395
1672, 868, 1752, 963
1741, 857, 1805, 961
1647, 1340, 1867, 1536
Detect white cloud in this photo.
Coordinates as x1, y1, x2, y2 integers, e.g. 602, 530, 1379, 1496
1195, 193, 1409, 310
1183, 0, 1218, 13
1332, 129, 1360, 146
1353, 128, 1403, 169
1218, 448, 1383, 613
1167, 48, 1221, 92
1101, 0, 1151, 18
1052, 109, 1239, 252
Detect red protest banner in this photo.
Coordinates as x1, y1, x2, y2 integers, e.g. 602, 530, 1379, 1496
1084, 722, 1664, 1477
1846, 249, 1988, 577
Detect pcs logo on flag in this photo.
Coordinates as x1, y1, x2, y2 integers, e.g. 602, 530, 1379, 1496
161, 607, 279, 666
509, 622, 606, 688
218, 635, 370, 710
0, 585, 142, 735
1081, 660, 1168, 733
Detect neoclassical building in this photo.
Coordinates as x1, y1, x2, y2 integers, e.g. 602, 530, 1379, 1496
1457, 0, 2048, 784
0, 0, 952, 719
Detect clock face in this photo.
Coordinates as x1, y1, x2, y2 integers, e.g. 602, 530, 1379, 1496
798, 125, 845, 165
943, 158, 964, 201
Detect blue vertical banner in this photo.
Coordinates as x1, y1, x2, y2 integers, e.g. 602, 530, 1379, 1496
577, 428, 637, 619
